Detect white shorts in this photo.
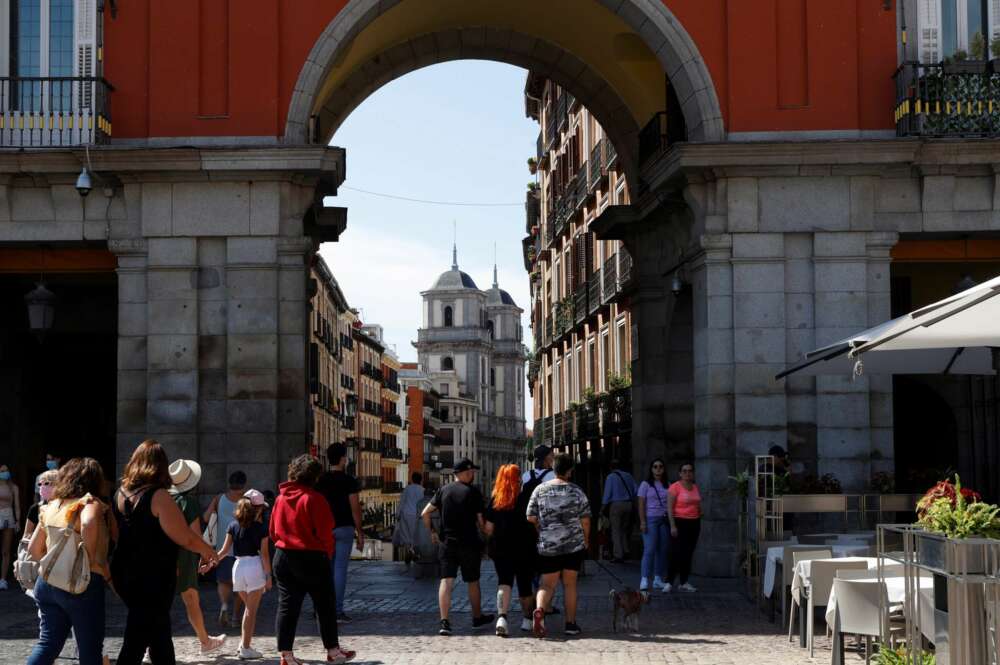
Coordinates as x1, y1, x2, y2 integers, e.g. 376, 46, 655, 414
0, 508, 15, 530
232, 555, 267, 593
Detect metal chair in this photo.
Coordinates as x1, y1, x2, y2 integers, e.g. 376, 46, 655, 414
832, 579, 905, 665
804, 559, 869, 657
786, 549, 835, 643
780, 545, 832, 620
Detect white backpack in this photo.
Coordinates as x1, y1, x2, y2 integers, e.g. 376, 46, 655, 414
38, 501, 91, 595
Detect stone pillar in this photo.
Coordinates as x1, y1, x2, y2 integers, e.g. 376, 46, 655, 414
623, 209, 694, 474
866, 232, 898, 477
277, 237, 312, 485
785, 233, 817, 475
690, 232, 737, 576
112, 238, 150, 469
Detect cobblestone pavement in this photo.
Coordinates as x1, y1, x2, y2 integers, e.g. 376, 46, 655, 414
0, 561, 836, 664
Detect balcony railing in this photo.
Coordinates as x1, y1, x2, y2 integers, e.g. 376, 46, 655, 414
619, 247, 633, 287
552, 411, 565, 444
0, 76, 113, 147
359, 476, 384, 490
638, 111, 669, 165
384, 481, 403, 494
587, 272, 601, 315
602, 256, 618, 304
418, 327, 493, 344
382, 413, 403, 427
589, 140, 605, 193
894, 61, 1000, 137
556, 92, 568, 131
573, 283, 588, 325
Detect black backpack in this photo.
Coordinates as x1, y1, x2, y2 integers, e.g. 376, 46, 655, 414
520, 468, 551, 504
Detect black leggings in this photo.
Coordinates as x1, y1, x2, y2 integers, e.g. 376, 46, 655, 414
274, 548, 339, 652
116, 587, 175, 665
667, 517, 701, 585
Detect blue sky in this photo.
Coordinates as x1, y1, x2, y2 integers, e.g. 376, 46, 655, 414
320, 60, 538, 409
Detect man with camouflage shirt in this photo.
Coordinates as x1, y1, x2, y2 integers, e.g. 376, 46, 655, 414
526, 453, 591, 638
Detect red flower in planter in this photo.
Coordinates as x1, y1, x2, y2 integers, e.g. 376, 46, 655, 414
917, 477, 981, 518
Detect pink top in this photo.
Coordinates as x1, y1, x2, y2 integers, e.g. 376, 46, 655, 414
668, 481, 701, 520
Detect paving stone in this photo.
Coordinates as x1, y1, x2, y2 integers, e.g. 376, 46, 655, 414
0, 561, 829, 664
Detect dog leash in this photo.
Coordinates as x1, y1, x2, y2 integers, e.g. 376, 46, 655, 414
593, 558, 627, 588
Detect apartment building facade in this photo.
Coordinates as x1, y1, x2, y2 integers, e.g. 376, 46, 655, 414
524, 73, 639, 506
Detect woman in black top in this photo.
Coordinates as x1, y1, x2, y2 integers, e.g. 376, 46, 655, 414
484, 464, 537, 637
111, 441, 218, 665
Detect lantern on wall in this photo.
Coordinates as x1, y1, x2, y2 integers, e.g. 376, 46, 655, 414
24, 282, 56, 341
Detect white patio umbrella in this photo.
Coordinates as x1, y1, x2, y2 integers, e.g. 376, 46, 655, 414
776, 275, 1000, 379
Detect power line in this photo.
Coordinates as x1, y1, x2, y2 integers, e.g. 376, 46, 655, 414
339, 185, 522, 207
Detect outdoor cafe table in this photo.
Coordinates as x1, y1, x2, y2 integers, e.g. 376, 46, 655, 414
763, 543, 872, 599
789, 557, 877, 648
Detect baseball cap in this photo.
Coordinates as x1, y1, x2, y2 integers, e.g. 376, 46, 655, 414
243, 489, 269, 507
453, 458, 480, 473
533, 445, 553, 462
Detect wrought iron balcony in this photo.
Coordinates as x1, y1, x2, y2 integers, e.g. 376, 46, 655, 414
602, 256, 618, 303
384, 481, 403, 494
587, 272, 601, 315
359, 476, 384, 490
382, 413, 403, 427
556, 92, 568, 131
0, 77, 113, 147
894, 61, 1000, 137
589, 140, 606, 193
574, 283, 588, 325
619, 247, 633, 287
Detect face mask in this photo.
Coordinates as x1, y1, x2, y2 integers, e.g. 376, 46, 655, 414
0, 472, 10, 481
46, 460, 58, 470
39, 484, 54, 501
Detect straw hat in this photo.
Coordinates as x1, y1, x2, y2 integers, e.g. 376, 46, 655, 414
169, 459, 202, 494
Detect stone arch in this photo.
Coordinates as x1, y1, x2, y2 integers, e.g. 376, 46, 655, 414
286, 0, 724, 186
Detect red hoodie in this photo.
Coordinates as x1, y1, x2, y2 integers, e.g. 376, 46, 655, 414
269, 481, 335, 557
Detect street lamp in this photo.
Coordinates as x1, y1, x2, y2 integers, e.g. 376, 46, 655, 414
24, 282, 56, 341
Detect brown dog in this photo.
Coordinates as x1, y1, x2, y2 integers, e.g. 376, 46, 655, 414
610, 587, 650, 633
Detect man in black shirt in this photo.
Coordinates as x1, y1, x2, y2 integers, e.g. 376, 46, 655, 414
315, 444, 364, 623
421, 458, 495, 635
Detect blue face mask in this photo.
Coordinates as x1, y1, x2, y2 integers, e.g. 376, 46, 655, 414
0, 472, 10, 481
46, 460, 58, 470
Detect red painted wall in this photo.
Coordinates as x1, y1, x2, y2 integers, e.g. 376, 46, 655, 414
104, 0, 897, 139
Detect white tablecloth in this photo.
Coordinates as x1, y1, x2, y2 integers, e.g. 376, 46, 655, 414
763, 544, 872, 598
790, 557, 878, 605
825, 573, 933, 625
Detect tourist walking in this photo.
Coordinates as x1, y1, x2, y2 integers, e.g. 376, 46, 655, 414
111, 440, 219, 665
521, 445, 554, 485
421, 458, 494, 636
216, 490, 271, 660
392, 472, 425, 565
315, 443, 364, 623
666, 462, 702, 593
601, 459, 637, 563
484, 464, 536, 636
25, 457, 111, 665
168, 459, 226, 656
526, 453, 591, 638
203, 469, 248, 627
0, 462, 20, 590
270, 454, 355, 665
637, 458, 669, 592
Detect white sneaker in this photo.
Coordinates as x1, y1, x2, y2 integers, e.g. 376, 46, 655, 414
520, 617, 532, 632
201, 635, 227, 655
495, 615, 508, 637
237, 646, 262, 659
639, 577, 650, 591
678, 583, 697, 592
652, 576, 664, 589
0, 580, 8, 590
661, 582, 673, 593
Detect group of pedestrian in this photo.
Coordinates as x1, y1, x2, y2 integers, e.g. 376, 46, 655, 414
0, 440, 704, 659
420, 447, 592, 639
7, 441, 357, 665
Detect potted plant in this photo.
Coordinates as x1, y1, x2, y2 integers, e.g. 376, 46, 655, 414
942, 46, 986, 74
875, 645, 935, 665
527, 182, 539, 193
528, 157, 538, 175
870, 470, 895, 494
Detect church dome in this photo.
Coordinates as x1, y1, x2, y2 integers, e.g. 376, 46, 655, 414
486, 286, 516, 306
431, 268, 479, 290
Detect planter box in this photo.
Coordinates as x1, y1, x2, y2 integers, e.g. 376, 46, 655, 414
916, 532, 988, 574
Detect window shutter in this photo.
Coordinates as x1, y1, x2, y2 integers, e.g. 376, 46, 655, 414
576, 234, 587, 286
584, 232, 594, 277
75, 0, 98, 108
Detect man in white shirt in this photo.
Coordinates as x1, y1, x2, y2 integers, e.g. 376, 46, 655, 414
521, 446, 555, 486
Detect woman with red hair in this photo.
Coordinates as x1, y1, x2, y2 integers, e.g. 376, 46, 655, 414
484, 464, 536, 637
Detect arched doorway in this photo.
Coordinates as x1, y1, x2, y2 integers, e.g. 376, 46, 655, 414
285, 0, 724, 189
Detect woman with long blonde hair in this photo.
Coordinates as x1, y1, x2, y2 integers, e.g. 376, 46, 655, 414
483, 464, 536, 637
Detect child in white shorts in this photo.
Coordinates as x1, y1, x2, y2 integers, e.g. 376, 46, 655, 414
217, 490, 272, 660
